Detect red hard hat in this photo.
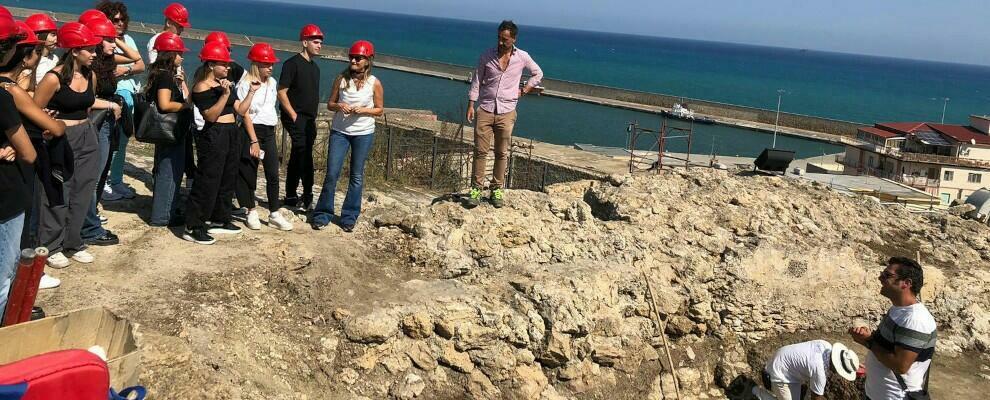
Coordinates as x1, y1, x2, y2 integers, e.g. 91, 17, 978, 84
25, 14, 58, 33
204, 31, 230, 48
83, 17, 117, 39
15, 21, 41, 46
78, 9, 109, 24
199, 41, 232, 63
247, 42, 279, 64
154, 31, 188, 53
57, 22, 102, 49
299, 24, 323, 40
164, 3, 191, 28
349, 40, 374, 58
0, 8, 15, 41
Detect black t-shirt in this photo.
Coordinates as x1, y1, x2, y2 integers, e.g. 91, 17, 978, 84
0, 77, 42, 140
0, 89, 28, 220
229, 62, 245, 85
191, 85, 238, 117
148, 76, 185, 112
278, 53, 320, 118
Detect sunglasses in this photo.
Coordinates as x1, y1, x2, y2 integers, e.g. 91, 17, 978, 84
879, 271, 899, 280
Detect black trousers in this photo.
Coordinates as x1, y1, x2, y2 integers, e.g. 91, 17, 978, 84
235, 124, 281, 211
283, 113, 316, 205
185, 123, 239, 229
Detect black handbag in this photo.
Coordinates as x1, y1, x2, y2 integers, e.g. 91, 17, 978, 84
134, 93, 181, 145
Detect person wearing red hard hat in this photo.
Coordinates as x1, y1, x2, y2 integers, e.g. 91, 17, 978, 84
78, 9, 109, 25
182, 42, 258, 244
144, 31, 193, 227
232, 42, 292, 231
94, 1, 147, 203
204, 32, 244, 91
33, 22, 120, 269
0, 19, 67, 291
0, 6, 40, 324
25, 14, 59, 86
464, 20, 543, 209
277, 23, 323, 210
311, 40, 383, 232
148, 2, 191, 64
78, 14, 142, 247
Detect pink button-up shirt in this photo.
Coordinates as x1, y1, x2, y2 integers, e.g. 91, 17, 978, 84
468, 46, 543, 115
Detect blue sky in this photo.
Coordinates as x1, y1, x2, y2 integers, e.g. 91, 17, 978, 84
275, 0, 989, 65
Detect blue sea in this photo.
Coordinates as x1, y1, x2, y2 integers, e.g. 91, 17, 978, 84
14, 0, 990, 158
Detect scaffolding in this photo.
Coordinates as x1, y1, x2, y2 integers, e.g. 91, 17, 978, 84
626, 116, 695, 174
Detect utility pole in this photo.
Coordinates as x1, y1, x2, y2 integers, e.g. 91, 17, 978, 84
773, 89, 786, 148
940, 97, 950, 124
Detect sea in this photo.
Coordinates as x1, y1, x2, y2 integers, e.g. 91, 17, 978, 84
13, 0, 990, 158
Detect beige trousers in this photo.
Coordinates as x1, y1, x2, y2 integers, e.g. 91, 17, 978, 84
472, 109, 517, 189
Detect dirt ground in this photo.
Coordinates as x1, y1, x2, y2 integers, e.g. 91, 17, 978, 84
33, 146, 990, 399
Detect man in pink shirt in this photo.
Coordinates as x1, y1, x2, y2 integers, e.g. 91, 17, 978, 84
465, 20, 543, 208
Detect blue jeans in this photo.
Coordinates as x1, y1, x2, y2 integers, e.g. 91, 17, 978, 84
109, 89, 134, 186
81, 118, 113, 241
312, 131, 374, 226
0, 212, 25, 324
150, 135, 186, 226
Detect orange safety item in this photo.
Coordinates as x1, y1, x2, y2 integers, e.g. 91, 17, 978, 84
57, 22, 102, 49
299, 23, 323, 40
204, 31, 230, 48
163, 2, 191, 28
25, 14, 57, 33
153, 31, 188, 53
199, 41, 232, 63
247, 42, 279, 63
78, 9, 109, 24
15, 21, 41, 46
83, 17, 117, 39
349, 40, 374, 57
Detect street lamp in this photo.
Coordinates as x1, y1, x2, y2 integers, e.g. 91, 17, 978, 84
773, 89, 786, 148
931, 97, 950, 123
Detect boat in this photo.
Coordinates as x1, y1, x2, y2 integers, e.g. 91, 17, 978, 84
661, 103, 715, 125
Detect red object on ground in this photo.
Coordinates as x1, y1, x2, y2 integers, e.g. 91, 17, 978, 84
856, 365, 866, 378
1, 250, 35, 327
25, 14, 57, 33
16, 248, 48, 324
299, 24, 323, 40
247, 43, 278, 63
349, 40, 374, 58
0, 349, 110, 400
163, 3, 191, 28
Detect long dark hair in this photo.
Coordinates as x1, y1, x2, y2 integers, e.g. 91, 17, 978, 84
96, 1, 129, 33
0, 44, 42, 92
92, 44, 116, 95
144, 51, 179, 96
54, 49, 94, 86
193, 61, 219, 86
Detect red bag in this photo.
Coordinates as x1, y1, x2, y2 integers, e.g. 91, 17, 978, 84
0, 350, 109, 400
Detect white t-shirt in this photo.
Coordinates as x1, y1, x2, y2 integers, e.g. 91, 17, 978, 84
235, 76, 279, 127
116, 34, 142, 93
865, 303, 937, 400
147, 32, 162, 64
765, 340, 831, 396
35, 53, 59, 84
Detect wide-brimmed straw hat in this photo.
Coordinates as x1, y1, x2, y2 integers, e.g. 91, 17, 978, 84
831, 342, 859, 381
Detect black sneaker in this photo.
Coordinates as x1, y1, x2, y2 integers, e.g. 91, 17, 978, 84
311, 222, 327, 231
284, 196, 299, 207
30, 306, 46, 321
85, 231, 120, 246
341, 223, 355, 233
183, 228, 216, 245
207, 222, 242, 234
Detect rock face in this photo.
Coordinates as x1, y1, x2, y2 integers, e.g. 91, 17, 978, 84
340, 170, 990, 399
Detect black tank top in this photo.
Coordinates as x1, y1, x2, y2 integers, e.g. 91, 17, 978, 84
0, 76, 44, 139
191, 84, 238, 119
47, 71, 95, 120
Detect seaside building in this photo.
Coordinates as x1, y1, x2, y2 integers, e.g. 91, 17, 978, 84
839, 115, 990, 204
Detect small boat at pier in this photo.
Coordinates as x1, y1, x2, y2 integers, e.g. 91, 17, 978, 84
661, 103, 715, 125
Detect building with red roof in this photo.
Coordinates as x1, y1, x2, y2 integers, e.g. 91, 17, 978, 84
841, 115, 990, 204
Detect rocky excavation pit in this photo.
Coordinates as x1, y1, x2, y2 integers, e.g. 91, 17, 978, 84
43, 167, 990, 399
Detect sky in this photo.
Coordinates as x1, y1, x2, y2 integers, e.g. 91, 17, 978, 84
274, 0, 990, 66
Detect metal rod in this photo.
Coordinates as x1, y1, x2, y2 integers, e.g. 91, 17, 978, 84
430, 136, 438, 189
385, 115, 393, 181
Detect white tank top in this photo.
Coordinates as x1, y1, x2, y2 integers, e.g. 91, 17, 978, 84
331, 75, 377, 136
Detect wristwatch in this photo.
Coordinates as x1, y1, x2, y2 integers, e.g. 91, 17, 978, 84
125, 65, 133, 75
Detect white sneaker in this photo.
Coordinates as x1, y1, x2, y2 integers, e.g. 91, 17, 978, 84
102, 184, 126, 201
70, 250, 95, 263
47, 252, 71, 269
268, 211, 294, 231
246, 210, 262, 230
99, 213, 109, 224
39, 274, 61, 290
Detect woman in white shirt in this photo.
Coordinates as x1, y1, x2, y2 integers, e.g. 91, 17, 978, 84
311, 40, 383, 232
235, 43, 292, 231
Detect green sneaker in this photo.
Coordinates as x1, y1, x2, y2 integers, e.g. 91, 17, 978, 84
490, 188, 505, 208
464, 187, 483, 208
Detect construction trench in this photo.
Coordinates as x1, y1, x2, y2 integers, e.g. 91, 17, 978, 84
30, 112, 990, 398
